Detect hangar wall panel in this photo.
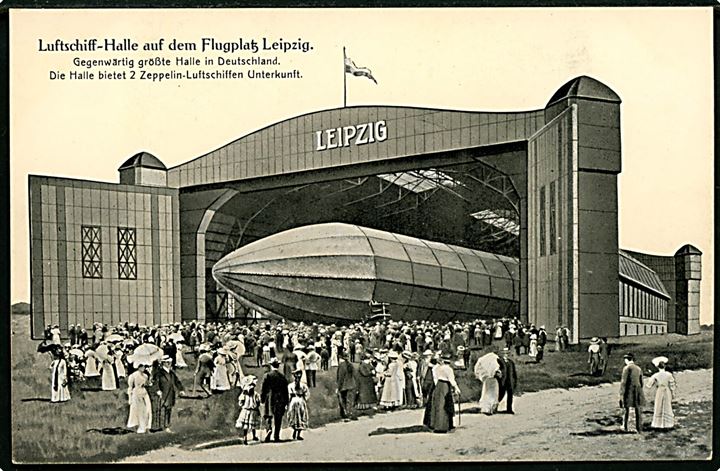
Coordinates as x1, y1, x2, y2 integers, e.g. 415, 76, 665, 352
29, 176, 181, 339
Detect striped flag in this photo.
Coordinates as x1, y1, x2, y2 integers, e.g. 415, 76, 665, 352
344, 54, 377, 84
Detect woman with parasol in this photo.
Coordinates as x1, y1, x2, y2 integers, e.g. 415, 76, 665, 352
126, 362, 153, 433
475, 352, 502, 415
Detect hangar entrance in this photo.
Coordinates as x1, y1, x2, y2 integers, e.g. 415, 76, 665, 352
182, 143, 527, 323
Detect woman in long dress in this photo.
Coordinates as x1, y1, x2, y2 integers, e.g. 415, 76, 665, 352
477, 353, 501, 415
588, 338, 602, 376
287, 370, 310, 440
175, 342, 188, 368
528, 334, 538, 359
402, 352, 420, 408
379, 352, 405, 409
51, 350, 71, 403
646, 357, 676, 429
100, 352, 117, 391
84, 349, 100, 381
356, 354, 378, 411
429, 353, 460, 433
114, 349, 127, 379
211, 350, 232, 392
126, 363, 152, 433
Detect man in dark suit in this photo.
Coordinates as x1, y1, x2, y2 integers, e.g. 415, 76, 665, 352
336, 351, 358, 420
619, 352, 645, 433
149, 355, 184, 432
260, 357, 289, 442
497, 348, 518, 414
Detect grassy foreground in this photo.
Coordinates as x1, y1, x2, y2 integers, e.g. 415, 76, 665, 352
11, 314, 713, 463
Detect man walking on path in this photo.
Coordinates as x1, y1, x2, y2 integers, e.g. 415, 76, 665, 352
149, 355, 184, 433
497, 348, 518, 414
619, 352, 645, 433
260, 357, 290, 442
336, 351, 358, 420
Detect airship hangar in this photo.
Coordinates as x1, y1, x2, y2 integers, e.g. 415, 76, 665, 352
28, 76, 702, 343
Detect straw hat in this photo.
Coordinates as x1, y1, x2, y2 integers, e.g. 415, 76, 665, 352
388, 351, 399, 359
652, 356, 669, 368
422, 349, 433, 357
241, 375, 258, 391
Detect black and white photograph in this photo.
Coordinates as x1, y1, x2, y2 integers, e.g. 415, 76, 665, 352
7, 6, 714, 464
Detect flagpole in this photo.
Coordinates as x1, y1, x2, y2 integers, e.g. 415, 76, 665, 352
343, 47, 347, 108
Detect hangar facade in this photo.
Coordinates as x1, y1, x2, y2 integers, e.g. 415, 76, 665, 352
28, 76, 701, 342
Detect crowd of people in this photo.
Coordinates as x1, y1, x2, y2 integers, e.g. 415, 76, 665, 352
36, 314, 676, 441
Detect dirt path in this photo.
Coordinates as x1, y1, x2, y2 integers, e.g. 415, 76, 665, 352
123, 369, 712, 462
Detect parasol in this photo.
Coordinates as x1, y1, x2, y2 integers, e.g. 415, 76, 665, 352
168, 332, 185, 343
95, 344, 112, 362
474, 352, 500, 382
105, 334, 124, 343
127, 343, 163, 366
225, 339, 241, 350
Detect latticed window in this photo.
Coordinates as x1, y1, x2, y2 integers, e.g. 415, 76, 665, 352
81, 225, 103, 278
117, 227, 137, 280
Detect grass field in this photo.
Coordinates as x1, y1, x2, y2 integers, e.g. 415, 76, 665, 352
10, 314, 713, 463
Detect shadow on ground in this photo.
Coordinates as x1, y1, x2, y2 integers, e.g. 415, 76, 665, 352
368, 425, 429, 436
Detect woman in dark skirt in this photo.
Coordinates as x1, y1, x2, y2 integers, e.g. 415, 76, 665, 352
429, 353, 460, 433
421, 356, 438, 428
356, 354, 378, 411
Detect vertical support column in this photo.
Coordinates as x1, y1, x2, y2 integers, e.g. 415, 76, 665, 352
673, 245, 702, 335
531, 76, 622, 342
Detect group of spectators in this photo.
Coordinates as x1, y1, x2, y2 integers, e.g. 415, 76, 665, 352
37, 314, 571, 439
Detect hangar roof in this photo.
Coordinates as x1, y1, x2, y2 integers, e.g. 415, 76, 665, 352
619, 250, 670, 299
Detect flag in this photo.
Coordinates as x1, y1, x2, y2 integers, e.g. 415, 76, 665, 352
344, 55, 377, 84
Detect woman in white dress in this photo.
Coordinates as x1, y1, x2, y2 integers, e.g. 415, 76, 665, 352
379, 351, 405, 409
476, 352, 501, 415
645, 356, 676, 429
50, 350, 71, 403
126, 363, 152, 433
114, 349, 127, 379
175, 342, 188, 368
330, 339, 340, 368
100, 350, 117, 391
211, 350, 232, 392
84, 350, 100, 379
528, 334, 538, 358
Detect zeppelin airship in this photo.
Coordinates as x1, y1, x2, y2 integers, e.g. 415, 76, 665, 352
212, 223, 519, 324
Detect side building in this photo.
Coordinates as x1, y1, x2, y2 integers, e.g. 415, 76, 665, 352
28, 153, 182, 339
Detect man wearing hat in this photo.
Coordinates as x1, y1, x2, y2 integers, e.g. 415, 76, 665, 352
305, 345, 320, 388
619, 352, 645, 433
497, 348, 518, 414
149, 355, 184, 433
336, 351, 358, 420
260, 357, 289, 442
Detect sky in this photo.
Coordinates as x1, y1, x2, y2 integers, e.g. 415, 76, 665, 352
9, 7, 714, 324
